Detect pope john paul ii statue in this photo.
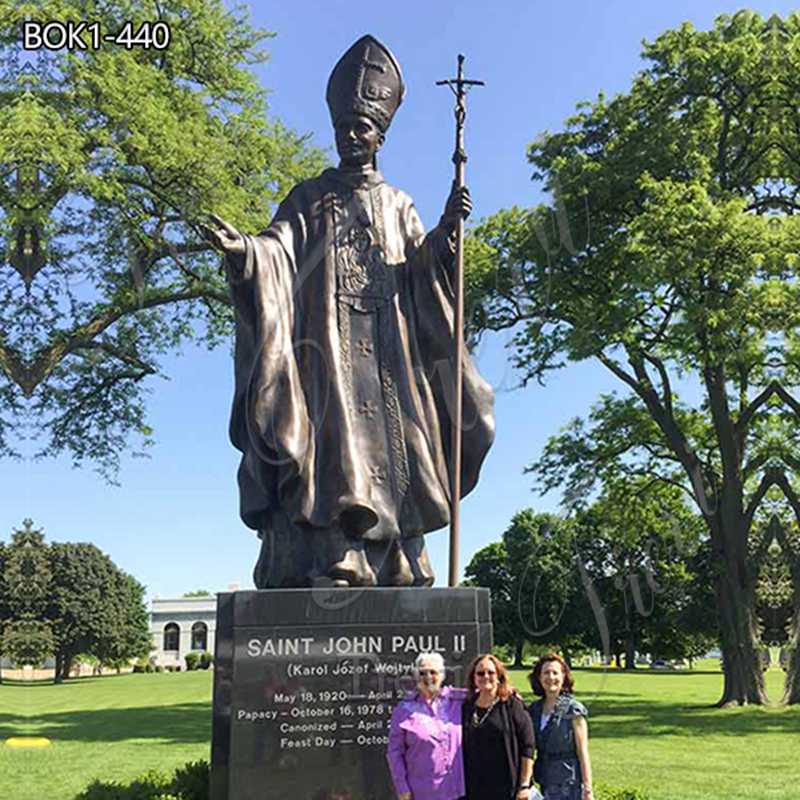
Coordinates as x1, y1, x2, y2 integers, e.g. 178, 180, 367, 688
207, 35, 494, 589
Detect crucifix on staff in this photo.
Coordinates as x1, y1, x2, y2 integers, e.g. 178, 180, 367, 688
437, 54, 486, 586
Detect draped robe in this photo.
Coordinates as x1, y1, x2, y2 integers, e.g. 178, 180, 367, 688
228, 166, 494, 582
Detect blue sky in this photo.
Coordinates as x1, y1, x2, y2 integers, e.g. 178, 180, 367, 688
1, 1, 794, 599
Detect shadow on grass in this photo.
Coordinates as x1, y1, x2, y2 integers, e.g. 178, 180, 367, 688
0, 701, 212, 744
570, 667, 725, 676
1, 676, 134, 688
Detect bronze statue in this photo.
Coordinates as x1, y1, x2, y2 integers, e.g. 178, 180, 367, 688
206, 35, 494, 589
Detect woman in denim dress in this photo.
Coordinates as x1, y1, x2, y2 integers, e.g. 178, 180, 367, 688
527, 654, 592, 800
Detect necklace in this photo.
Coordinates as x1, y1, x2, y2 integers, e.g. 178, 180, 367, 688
471, 697, 498, 728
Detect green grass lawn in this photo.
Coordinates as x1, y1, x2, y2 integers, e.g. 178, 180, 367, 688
1, 671, 213, 800
1, 665, 798, 800
510, 665, 799, 800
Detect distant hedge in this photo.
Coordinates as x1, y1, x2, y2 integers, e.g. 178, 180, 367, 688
184, 651, 213, 671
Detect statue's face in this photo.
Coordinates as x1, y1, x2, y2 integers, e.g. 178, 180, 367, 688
334, 113, 384, 167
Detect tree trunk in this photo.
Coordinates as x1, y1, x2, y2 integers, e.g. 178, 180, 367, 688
783, 649, 800, 704
624, 635, 636, 670
778, 519, 800, 704
713, 520, 767, 706
622, 565, 637, 670
54, 652, 64, 683
513, 640, 525, 669
782, 610, 800, 704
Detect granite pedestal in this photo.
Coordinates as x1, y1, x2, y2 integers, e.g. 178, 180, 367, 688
211, 587, 492, 800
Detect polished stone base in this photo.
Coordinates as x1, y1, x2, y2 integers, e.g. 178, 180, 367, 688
211, 587, 492, 800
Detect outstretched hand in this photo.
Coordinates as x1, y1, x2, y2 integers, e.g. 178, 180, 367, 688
441, 183, 472, 232
202, 213, 246, 255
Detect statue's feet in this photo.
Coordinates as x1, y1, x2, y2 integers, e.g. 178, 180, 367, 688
402, 536, 435, 587
311, 528, 376, 587
368, 540, 414, 586
328, 545, 377, 587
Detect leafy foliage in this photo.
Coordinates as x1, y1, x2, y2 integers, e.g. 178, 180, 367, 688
0, 1, 326, 476
465, 512, 596, 665
465, 486, 715, 668
0, 521, 151, 676
0, 519, 55, 666
573, 480, 716, 666
468, 11, 800, 705
47, 540, 152, 678
74, 760, 210, 800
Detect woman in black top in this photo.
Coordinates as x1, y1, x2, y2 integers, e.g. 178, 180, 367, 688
462, 654, 535, 800
528, 653, 592, 800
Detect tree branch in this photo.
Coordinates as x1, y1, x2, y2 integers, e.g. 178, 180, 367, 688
744, 469, 774, 529
774, 383, 800, 418
736, 380, 778, 436
24, 284, 230, 394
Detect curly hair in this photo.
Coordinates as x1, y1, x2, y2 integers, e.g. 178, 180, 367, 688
528, 652, 575, 697
466, 653, 513, 701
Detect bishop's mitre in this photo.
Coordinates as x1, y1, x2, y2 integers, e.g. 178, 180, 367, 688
326, 35, 405, 133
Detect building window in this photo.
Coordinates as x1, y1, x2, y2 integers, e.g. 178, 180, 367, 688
163, 623, 180, 652
191, 621, 208, 651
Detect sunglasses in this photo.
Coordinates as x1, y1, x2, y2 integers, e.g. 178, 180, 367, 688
476, 670, 497, 677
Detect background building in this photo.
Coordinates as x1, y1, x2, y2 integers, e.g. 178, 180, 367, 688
150, 596, 218, 668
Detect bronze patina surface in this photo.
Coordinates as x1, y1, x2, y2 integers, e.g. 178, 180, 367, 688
207, 36, 494, 588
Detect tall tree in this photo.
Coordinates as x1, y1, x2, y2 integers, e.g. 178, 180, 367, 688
465, 511, 592, 667
463, 541, 520, 662
47, 541, 151, 681
0, 520, 55, 669
573, 479, 712, 669
95, 572, 152, 669
0, 1, 325, 476
0, 524, 151, 681
757, 506, 800, 703
468, 12, 800, 705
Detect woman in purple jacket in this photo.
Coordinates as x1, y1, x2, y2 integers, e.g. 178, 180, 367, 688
387, 652, 467, 800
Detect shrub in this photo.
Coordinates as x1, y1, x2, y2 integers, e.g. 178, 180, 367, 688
75, 769, 170, 799
73, 761, 209, 800
198, 651, 213, 670
184, 652, 200, 671
171, 760, 210, 800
